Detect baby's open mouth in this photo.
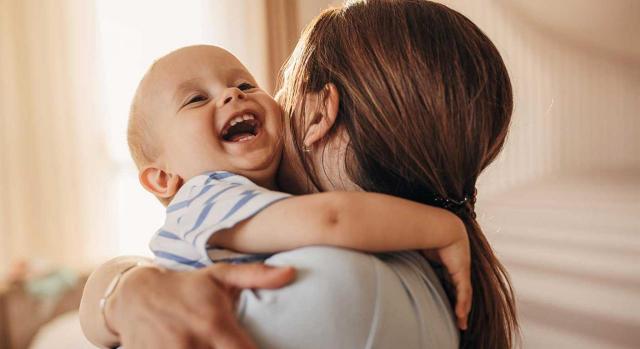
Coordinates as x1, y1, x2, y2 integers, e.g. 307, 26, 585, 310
221, 113, 260, 142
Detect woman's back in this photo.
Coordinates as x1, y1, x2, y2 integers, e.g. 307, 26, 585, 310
238, 246, 459, 349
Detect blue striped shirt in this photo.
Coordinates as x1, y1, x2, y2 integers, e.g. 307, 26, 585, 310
149, 171, 291, 270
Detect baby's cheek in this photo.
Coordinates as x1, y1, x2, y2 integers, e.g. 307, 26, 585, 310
184, 116, 211, 133
262, 100, 285, 131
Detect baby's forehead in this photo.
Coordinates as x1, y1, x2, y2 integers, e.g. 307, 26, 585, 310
137, 46, 255, 118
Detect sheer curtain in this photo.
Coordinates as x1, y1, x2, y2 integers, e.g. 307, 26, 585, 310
0, 0, 300, 275
0, 0, 111, 275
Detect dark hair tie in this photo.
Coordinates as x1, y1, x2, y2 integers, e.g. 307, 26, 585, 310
433, 195, 469, 209
432, 189, 477, 219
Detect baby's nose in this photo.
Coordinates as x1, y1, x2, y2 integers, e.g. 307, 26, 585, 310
220, 87, 246, 106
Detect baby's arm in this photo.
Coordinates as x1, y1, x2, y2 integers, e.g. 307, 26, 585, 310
210, 191, 464, 254
210, 191, 471, 330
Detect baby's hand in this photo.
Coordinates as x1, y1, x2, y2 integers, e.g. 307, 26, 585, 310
422, 233, 472, 331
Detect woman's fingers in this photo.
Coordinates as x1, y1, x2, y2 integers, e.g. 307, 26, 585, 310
205, 315, 259, 349
113, 264, 288, 349
203, 263, 296, 289
191, 282, 256, 349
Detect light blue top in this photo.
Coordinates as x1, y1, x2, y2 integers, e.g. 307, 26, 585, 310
239, 247, 460, 349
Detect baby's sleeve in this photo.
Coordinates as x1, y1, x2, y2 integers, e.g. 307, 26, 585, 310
149, 172, 290, 269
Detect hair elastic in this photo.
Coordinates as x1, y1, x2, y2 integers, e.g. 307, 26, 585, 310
432, 188, 477, 218
433, 195, 469, 209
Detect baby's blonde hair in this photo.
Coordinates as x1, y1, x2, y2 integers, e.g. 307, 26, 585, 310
127, 61, 183, 206
127, 63, 160, 169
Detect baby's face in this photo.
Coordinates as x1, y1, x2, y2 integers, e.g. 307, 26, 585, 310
142, 46, 283, 186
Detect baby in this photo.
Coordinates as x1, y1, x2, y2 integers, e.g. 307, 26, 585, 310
128, 45, 469, 324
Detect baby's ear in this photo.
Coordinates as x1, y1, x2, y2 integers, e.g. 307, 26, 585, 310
303, 83, 340, 148
139, 166, 182, 200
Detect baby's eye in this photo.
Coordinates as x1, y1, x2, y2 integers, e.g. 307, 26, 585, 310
237, 82, 255, 91
186, 94, 207, 105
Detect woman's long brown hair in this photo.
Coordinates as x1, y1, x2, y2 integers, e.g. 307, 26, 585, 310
279, 0, 518, 347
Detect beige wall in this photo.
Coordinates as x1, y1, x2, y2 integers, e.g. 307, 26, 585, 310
296, 0, 340, 32
435, 0, 640, 196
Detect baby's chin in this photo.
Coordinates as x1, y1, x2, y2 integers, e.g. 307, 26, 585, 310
225, 149, 280, 183
234, 150, 280, 173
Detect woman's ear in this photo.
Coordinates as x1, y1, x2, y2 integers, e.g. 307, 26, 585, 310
303, 83, 340, 148
139, 166, 183, 200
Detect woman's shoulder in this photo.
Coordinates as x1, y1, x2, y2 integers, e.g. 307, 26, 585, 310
237, 247, 378, 348
237, 247, 458, 349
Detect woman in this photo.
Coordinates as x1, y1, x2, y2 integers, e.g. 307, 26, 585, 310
80, 1, 517, 348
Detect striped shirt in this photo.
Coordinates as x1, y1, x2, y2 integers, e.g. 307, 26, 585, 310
149, 171, 291, 270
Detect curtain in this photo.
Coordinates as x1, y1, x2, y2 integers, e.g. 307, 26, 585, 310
0, 0, 112, 274
265, 0, 300, 93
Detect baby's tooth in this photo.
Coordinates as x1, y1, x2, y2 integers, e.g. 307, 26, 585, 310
228, 114, 254, 129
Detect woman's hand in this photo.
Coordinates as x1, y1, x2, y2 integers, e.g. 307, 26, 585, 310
106, 263, 295, 349
422, 232, 472, 331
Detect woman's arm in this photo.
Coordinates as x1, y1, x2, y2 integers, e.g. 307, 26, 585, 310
79, 256, 150, 347
79, 256, 295, 348
80, 248, 458, 349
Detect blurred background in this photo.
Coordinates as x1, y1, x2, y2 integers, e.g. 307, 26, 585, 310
0, 0, 638, 348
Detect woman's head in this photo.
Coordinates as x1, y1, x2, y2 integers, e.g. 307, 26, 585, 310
278, 0, 517, 347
